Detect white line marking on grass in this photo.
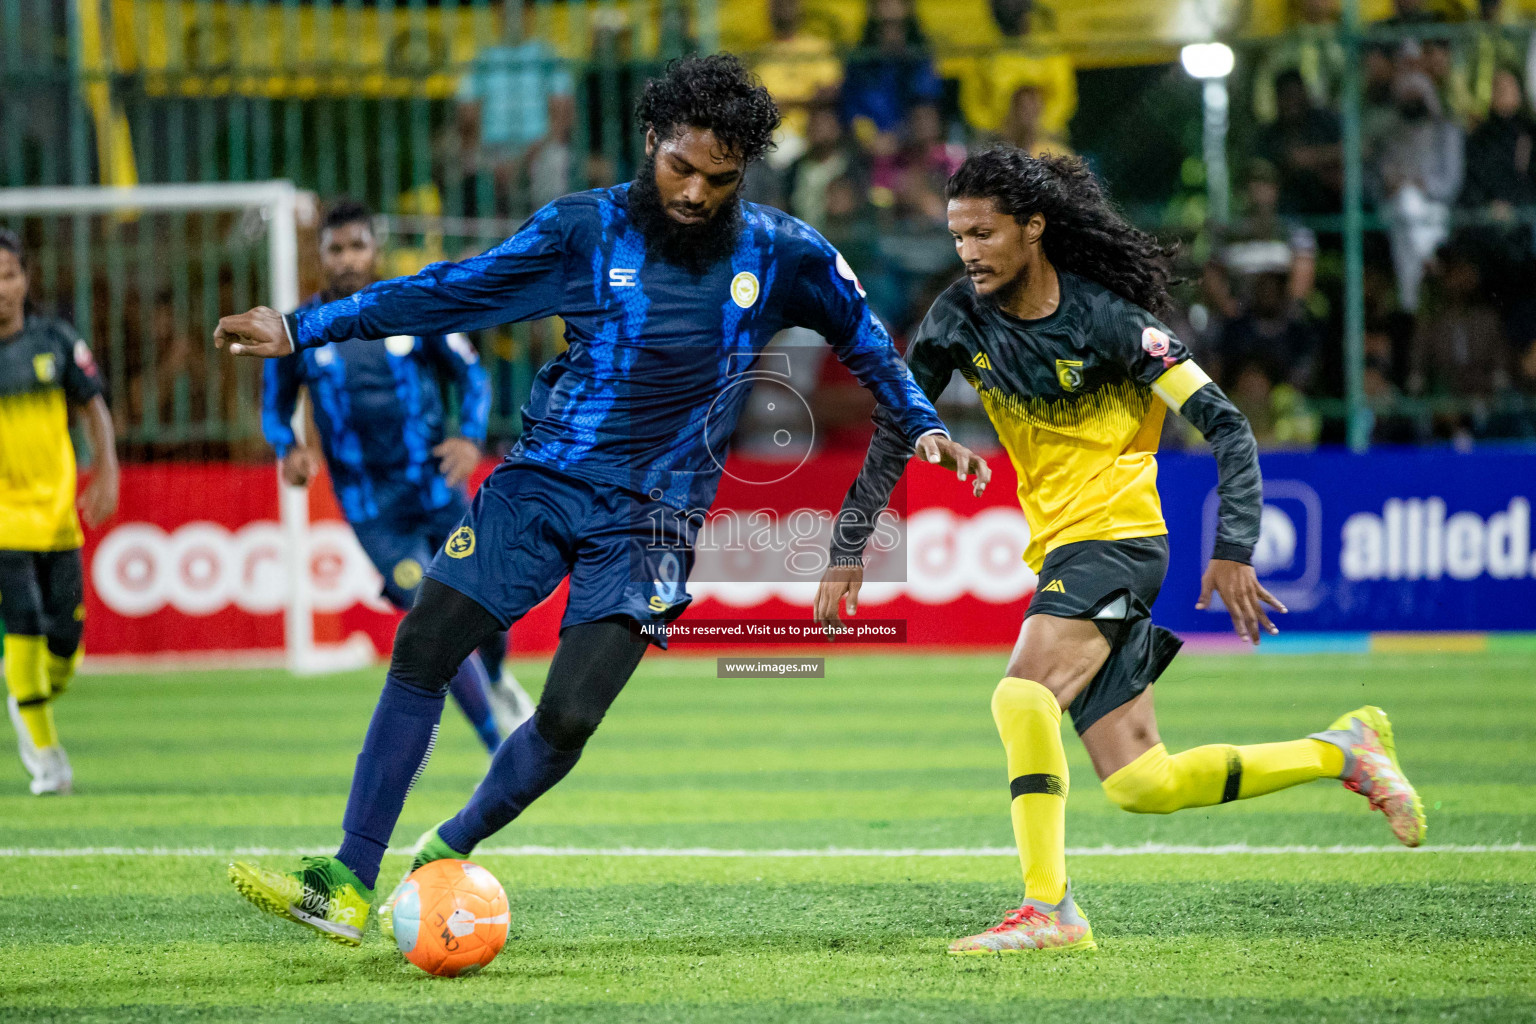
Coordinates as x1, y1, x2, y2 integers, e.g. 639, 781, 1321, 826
1, 843, 1532, 858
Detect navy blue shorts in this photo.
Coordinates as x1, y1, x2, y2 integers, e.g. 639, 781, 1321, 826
351, 494, 470, 610
423, 462, 694, 648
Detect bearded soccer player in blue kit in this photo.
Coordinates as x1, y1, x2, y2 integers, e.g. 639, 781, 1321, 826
262, 198, 535, 754
215, 55, 989, 946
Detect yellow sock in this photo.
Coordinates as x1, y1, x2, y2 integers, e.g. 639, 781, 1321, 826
3, 635, 57, 749
991, 677, 1068, 904
1103, 738, 1343, 814
46, 647, 83, 698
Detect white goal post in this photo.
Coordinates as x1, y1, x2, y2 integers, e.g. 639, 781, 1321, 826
0, 181, 370, 674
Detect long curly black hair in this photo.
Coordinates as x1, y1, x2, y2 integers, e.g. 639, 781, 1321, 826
947, 147, 1177, 317
635, 54, 780, 164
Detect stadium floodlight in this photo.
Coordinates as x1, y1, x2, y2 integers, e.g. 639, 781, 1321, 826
1180, 42, 1235, 80
0, 181, 368, 676
1178, 44, 1235, 223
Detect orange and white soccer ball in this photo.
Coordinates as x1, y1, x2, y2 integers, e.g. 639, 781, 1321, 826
392, 859, 510, 977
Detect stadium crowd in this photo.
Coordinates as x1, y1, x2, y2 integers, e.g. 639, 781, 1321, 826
431, 0, 1536, 450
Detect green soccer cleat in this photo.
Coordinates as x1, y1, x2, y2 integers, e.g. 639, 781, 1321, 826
948, 882, 1097, 955
228, 855, 373, 946
378, 822, 468, 944
1312, 705, 1427, 848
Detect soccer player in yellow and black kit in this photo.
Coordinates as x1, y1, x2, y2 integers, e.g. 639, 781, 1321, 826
815, 149, 1427, 954
0, 229, 118, 795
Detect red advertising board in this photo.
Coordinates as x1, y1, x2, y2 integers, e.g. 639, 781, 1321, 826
81, 452, 1033, 659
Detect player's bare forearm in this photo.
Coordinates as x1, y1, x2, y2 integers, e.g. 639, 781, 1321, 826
1197, 558, 1287, 645
78, 395, 119, 527
215, 306, 293, 358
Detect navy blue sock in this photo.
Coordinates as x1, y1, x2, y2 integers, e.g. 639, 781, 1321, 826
438, 717, 582, 853
335, 673, 446, 890
446, 652, 500, 753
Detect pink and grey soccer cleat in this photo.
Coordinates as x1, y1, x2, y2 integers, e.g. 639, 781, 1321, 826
948, 882, 1096, 955
1312, 705, 1427, 847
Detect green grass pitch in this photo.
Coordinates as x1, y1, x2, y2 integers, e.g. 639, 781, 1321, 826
1, 650, 1533, 1022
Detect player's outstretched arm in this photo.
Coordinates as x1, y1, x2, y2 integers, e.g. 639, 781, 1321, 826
1154, 360, 1286, 644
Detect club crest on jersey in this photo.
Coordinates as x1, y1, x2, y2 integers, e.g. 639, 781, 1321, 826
1056, 358, 1084, 392
730, 271, 760, 308
834, 251, 866, 298
1141, 326, 1171, 358
392, 558, 423, 590
385, 335, 416, 357
445, 527, 476, 559
32, 353, 56, 383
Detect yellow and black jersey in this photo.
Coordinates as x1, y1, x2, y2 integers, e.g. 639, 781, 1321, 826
0, 316, 104, 552
833, 271, 1260, 572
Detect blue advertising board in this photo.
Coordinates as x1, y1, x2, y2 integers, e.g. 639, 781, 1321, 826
1152, 448, 1536, 633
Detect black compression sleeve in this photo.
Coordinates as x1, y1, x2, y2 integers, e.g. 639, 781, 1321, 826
829, 422, 915, 564
828, 321, 957, 565
1178, 383, 1262, 564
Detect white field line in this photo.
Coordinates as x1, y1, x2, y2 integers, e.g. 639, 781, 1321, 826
0, 842, 1532, 858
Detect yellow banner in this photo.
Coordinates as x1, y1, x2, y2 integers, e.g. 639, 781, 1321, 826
107, 1, 673, 99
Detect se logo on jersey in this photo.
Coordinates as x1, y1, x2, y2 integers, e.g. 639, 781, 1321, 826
446, 527, 476, 559
609, 267, 638, 288
1056, 358, 1084, 392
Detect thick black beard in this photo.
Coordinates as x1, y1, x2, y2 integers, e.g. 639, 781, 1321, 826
628, 155, 744, 277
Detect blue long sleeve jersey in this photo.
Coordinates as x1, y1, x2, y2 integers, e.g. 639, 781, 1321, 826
263, 293, 491, 523
283, 184, 947, 511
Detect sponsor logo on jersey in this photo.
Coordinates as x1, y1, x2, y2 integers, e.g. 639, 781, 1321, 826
385, 335, 416, 357
609, 267, 638, 287
834, 251, 866, 298
730, 271, 760, 308
32, 352, 56, 383
1055, 358, 1084, 392
1141, 326, 1171, 357
972, 351, 992, 370
445, 526, 476, 559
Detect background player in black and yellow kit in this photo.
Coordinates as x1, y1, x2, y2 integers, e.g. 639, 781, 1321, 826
816, 149, 1427, 953
0, 229, 118, 795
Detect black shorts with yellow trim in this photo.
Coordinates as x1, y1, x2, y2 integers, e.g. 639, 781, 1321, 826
0, 547, 86, 651
1025, 535, 1183, 736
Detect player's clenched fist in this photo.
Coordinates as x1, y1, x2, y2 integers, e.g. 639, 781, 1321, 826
215, 306, 293, 358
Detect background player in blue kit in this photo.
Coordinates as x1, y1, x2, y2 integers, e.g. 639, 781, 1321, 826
217, 55, 990, 946
261, 199, 535, 753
